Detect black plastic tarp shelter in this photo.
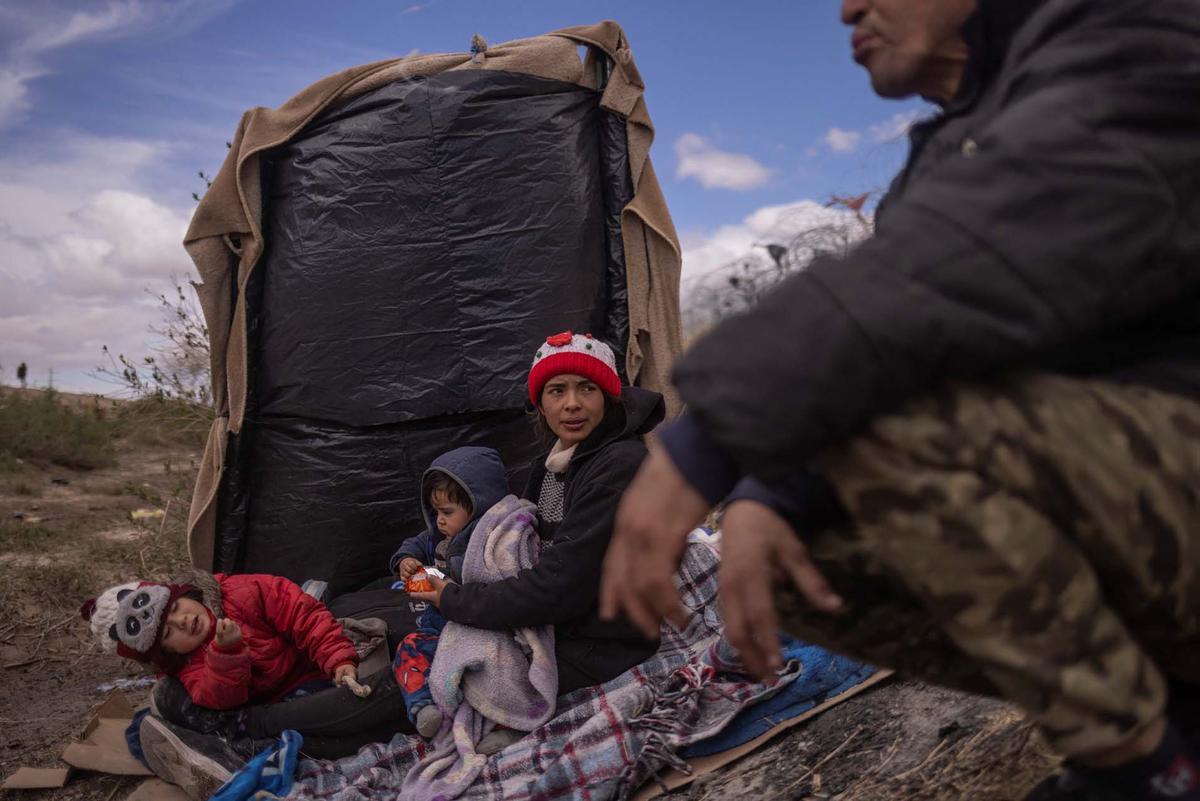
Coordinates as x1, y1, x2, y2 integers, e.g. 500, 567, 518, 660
184, 24, 683, 595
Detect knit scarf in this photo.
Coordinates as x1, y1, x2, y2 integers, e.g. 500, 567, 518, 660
544, 441, 576, 474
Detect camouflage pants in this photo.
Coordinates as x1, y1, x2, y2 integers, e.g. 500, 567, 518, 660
775, 373, 1200, 757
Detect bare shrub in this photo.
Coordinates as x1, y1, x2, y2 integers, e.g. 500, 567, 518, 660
95, 276, 214, 444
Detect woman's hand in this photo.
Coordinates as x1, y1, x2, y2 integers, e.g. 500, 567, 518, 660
397, 557, 423, 581
214, 618, 242, 649
599, 443, 711, 638
409, 574, 448, 608
719, 500, 843, 680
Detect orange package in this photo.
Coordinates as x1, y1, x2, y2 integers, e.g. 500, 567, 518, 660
406, 573, 434, 593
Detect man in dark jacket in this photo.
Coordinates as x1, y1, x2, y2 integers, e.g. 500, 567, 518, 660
600, 1, 1200, 799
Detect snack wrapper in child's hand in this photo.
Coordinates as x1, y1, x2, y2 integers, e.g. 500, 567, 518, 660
406, 572, 434, 593
404, 567, 446, 593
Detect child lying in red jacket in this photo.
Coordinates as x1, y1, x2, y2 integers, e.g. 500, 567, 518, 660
82, 572, 358, 708
82, 572, 412, 762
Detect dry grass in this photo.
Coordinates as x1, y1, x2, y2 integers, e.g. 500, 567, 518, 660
0, 500, 191, 616
0, 390, 201, 796
0, 388, 210, 474
111, 396, 212, 449
0, 387, 203, 800
833, 711, 1058, 801
0, 389, 118, 470
0, 390, 200, 616
664, 681, 1059, 801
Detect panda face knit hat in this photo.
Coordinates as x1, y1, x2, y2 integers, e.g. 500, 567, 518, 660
80, 580, 194, 665
527, 331, 621, 407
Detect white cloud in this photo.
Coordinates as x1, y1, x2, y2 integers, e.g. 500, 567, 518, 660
675, 133, 773, 191
824, 127, 862, 153
0, 1, 237, 131
822, 108, 925, 155
869, 110, 921, 142
22, 1, 152, 52
0, 66, 45, 129
0, 133, 194, 393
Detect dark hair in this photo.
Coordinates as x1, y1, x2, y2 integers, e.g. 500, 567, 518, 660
528, 405, 556, 446
424, 471, 472, 514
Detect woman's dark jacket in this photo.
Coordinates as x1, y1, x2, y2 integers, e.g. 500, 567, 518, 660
439, 387, 665, 693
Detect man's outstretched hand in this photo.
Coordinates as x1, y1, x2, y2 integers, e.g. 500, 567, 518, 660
719, 500, 844, 680
599, 443, 712, 638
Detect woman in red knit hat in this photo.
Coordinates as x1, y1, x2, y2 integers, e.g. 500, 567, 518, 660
412, 330, 665, 697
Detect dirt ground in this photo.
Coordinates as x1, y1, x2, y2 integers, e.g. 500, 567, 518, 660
659, 680, 1057, 801
0, 392, 1059, 801
0, 397, 198, 801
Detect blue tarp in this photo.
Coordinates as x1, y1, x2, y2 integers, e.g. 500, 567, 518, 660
681, 635, 878, 758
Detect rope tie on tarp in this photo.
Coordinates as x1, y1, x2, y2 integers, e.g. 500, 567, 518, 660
470, 33, 488, 64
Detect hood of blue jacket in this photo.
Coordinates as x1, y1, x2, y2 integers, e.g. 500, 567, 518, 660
420, 445, 509, 534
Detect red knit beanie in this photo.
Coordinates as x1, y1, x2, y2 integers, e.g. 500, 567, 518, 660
527, 331, 621, 407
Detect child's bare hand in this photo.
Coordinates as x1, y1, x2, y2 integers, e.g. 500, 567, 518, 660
214, 618, 242, 648
398, 558, 423, 581
334, 664, 371, 697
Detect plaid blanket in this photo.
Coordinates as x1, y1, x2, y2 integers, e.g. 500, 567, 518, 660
287, 537, 806, 801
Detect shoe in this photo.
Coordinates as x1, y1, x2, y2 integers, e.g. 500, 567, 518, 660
139, 714, 242, 801
153, 677, 235, 736
476, 727, 523, 757
416, 705, 443, 739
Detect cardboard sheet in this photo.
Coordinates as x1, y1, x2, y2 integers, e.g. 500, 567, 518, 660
61, 691, 152, 776
127, 777, 194, 801
1, 689, 153, 791
633, 669, 893, 800
1, 767, 72, 790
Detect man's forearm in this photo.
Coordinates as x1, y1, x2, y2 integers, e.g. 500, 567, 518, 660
656, 413, 741, 506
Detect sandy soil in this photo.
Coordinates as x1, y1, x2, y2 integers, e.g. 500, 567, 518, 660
0, 427, 197, 800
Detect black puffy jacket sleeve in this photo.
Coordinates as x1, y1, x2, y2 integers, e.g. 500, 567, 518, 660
673, 3, 1200, 483
438, 440, 645, 630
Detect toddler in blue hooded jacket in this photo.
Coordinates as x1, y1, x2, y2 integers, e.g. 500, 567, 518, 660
387, 446, 509, 737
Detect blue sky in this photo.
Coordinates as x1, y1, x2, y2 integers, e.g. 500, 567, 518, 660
0, 0, 925, 392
